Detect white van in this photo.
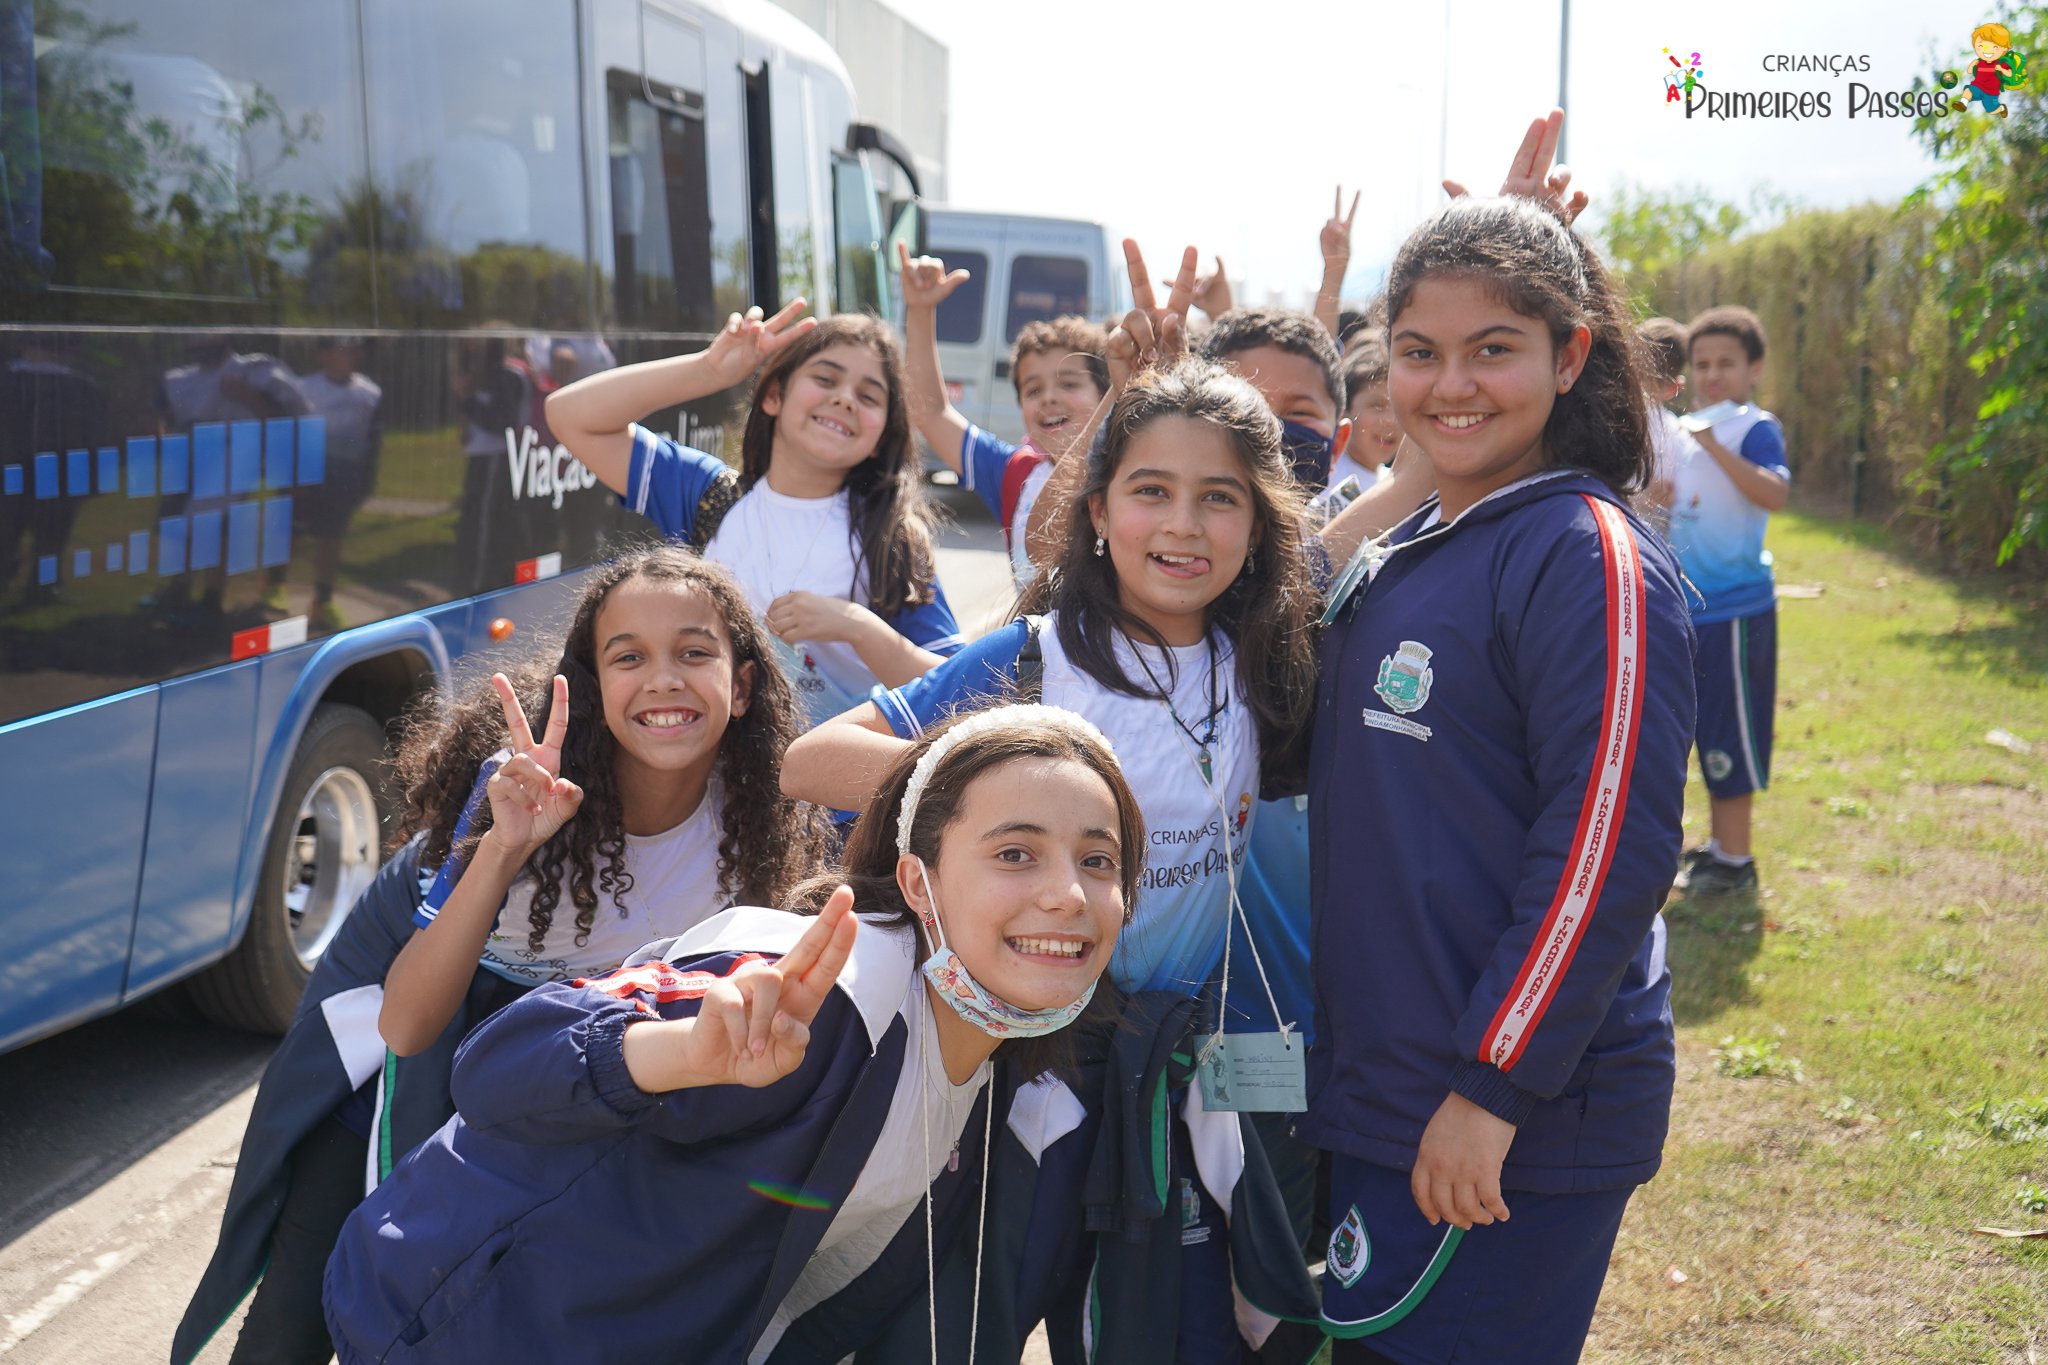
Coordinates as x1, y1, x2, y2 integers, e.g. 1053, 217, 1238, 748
918, 208, 1132, 447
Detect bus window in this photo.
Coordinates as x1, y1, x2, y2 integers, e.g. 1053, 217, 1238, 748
607, 73, 716, 333
768, 67, 822, 310
359, 0, 587, 329
1005, 254, 1090, 341
830, 154, 886, 316
933, 250, 988, 345
6, 0, 371, 328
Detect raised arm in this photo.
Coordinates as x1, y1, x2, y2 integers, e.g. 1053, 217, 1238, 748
1316, 438, 1437, 565
545, 300, 818, 495
1316, 186, 1360, 339
897, 242, 976, 475
1023, 239, 1198, 570
780, 701, 913, 812
1191, 255, 1234, 321
380, 675, 582, 1056
1442, 109, 1589, 227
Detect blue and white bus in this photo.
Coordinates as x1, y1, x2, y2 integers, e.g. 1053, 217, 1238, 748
0, 0, 921, 1049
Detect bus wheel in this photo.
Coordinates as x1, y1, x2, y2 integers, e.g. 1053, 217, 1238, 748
189, 704, 392, 1035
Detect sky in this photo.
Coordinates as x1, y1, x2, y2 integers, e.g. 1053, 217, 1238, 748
875, 0, 1975, 308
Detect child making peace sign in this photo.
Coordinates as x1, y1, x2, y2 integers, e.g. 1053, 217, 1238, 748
323, 705, 1139, 1364
176, 547, 822, 1365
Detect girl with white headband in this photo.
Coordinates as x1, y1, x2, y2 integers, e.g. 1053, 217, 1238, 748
784, 348, 1393, 1362
320, 705, 1139, 1365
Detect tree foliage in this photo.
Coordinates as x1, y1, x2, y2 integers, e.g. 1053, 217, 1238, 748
1910, 4, 2048, 564
1595, 182, 1748, 302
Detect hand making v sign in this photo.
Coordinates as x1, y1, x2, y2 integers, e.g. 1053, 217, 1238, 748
482, 672, 584, 858
621, 887, 861, 1091
1104, 238, 1200, 394
1442, 107, 1589, 226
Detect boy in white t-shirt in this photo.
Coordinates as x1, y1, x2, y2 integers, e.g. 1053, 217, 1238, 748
1331, 334, 1398, 492
1669, 306, 1792, 898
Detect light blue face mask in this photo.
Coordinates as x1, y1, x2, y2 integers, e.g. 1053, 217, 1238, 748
915, 860, 1096, 1039
894, 704, 1120, 1041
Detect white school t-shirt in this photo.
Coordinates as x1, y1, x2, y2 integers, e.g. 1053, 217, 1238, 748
1326, 451, 1388, 496
1644, 404, 1696, 537
872, 614, 1262, 995
751, 979, 990, 1362
1039, 624, 1260, 995
703, 481, 879, 724
477, 788, 728, 984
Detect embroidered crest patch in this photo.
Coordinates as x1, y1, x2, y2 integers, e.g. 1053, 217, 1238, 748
1704, 749, 1734, 782
1374, 640, 1434, 715
1328, 1203, 1371, 1288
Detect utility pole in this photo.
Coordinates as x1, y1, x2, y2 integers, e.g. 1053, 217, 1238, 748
1558, 0, 1570, 166
1438, 1, 1451, 194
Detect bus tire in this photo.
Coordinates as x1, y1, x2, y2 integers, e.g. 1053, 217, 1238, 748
188, 704, 393, 1035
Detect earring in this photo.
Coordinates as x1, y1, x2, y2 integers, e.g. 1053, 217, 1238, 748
1241, 547, 1257, 577
1093, 533, 1106, 557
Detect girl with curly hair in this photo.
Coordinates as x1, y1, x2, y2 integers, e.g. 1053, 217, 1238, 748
176, 545, 823, 1365
378, 543, 825, 1046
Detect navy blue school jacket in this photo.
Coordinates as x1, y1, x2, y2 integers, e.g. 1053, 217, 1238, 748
321, 907, 994, 1365
1301, 471, 1695, 1194
174, 835, 518, 1365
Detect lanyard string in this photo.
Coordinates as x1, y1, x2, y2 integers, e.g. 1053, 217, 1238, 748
1157, 699, 1291, 1060
922, 999, 994, 1365
1132, 634, 1225, 779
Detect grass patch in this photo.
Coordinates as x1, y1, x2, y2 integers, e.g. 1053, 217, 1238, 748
1586, 510, 2048, 1364
1713, 1035, 1805, 1082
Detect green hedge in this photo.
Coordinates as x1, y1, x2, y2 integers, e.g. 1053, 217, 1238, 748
1629, 202, 2025, 571
1615, 5, 2045, 576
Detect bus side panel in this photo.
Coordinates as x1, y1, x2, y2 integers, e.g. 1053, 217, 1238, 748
123, 661, 261, 1000
0, 690, 158, 1052
221, 617, 459, 953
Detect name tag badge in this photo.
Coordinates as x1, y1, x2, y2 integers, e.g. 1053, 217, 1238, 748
1193, 1031, 1308, 1113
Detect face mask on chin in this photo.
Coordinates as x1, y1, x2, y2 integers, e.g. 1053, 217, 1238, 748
914, 860, 1095, 1039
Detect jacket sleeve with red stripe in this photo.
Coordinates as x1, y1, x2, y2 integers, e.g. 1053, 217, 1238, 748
1448, 495, 1696, 1123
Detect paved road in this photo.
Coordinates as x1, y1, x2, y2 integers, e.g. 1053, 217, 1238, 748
0, 484, 1040, 1363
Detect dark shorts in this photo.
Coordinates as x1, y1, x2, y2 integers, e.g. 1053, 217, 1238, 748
1319, 1156, 1632, 1364
293, 462, 374, 538
1692, 607, 1776, 800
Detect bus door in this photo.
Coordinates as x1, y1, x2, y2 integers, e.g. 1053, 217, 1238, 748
608, 4, 716, 332
737, 34, 828, 316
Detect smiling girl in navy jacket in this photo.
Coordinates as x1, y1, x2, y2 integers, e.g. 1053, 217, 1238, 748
1305, 196, 1695, 1364
321, 705, 1143, 1364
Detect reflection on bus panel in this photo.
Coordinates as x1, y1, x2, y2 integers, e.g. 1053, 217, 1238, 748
0, 0, 922, 1052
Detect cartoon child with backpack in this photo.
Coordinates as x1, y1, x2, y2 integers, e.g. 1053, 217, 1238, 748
1941, 22, 2027, 117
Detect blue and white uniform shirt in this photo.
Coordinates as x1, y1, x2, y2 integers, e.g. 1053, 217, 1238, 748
873, 614, 1259, 995
1667, 405, 1788, 624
